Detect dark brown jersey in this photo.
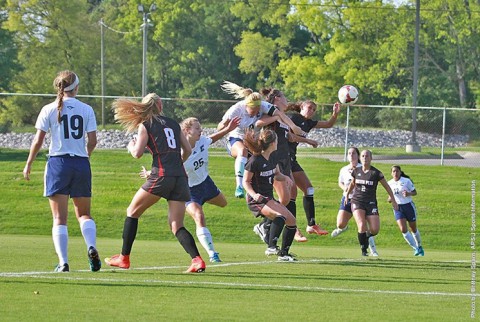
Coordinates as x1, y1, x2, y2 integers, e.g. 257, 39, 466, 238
351, 166, 384, 204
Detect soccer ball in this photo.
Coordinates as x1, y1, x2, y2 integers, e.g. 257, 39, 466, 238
338, 85, 359, 105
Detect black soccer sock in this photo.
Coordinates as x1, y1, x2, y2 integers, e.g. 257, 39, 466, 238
122, 217, 138, 256
263, 218, 272, 242
303, 195, 316, 226
286, 199, 297, 218
357, 232, 369, 252
175, 227, 200, 259
268, 216, 286, 248
281, 225, 297, 254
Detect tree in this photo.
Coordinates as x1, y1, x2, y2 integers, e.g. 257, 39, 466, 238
2, 0, 102, 125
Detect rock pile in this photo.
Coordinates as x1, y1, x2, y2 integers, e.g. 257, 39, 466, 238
0, 127, 468, 150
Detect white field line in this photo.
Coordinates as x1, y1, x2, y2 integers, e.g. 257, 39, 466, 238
0, 258, 477, 298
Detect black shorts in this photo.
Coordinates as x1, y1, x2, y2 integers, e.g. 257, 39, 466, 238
277, 157, 292, 176
246, 194, 272, 217
351, 200, 379, 216
290, 158, 304, 173
141, 176, 190, 201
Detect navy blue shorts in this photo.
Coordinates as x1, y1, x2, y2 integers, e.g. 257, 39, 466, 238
44, 155, 91, 197
227, 137, 243, 156
338, 196, 352, 213
186, 175, 221, 206
393, 202, 417, 222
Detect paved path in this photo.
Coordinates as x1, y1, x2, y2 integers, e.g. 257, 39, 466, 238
317, 151, 480, 168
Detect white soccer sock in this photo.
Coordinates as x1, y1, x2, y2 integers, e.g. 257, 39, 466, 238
234, 156, 247, 188
413, 230, 422, 247
196, 226, 215, 257
402, 231, 417, 249
52, 225, 68, 265
80, 219, 97, 249
368, 236, 377, 251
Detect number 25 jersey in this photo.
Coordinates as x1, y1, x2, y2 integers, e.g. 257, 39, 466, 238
183, 135, 211, 187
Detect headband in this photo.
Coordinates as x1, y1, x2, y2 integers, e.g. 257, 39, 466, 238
64, 74, 79, 92
246, 99, 261, 108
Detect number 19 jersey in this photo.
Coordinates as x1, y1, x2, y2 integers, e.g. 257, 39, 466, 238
35, 97, 97, 157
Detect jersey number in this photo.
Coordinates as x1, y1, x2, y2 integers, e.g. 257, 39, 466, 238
60, 114, 84, 139
164, 128, 177, 148
194, 158, 204, 170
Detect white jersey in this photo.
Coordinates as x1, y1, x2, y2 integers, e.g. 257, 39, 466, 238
183, 136, 212, 187
388, 176, 415, 205
221, 100, 276, 140
35, 97, 97, 157
338, 163, 362, 199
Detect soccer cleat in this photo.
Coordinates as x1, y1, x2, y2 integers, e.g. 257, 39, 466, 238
278, 254, 297, 262
234, 186, 245, 198
331, 226, 348, 238
185, 256, 206, 273
209, 252, 222, 263
253, 223, 269, 244
105, 254, 130, 269
371, 251, 379, 257
54, 263, 69, 272
88, 246, 101, 272
361, 251, 369, 257
414, 246, 425, 256
294, 229, 308, 242
306, 224, 329, 236
265, 246, 280, 256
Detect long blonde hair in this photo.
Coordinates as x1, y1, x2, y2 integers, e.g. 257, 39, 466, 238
112, 93, 163, 133
221, 81, 262, 107
53, 70, 78, 123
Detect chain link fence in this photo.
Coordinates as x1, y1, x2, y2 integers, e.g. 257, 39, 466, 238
1, 93, 479, 166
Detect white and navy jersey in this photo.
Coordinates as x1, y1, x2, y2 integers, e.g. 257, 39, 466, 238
221, 100, 276, 140
183, 135, 212, 187
35, 97, 97, 157
338, 163, 362, 199
351, 166, 385, 204
388, 176, 415, 205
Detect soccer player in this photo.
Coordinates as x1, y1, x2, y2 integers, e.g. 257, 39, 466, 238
243, 129, 297, 261
253, 87, 306, 243
105, 93, 206, 273
287, 100, 341, 236
23, 70, 101, 272
344, 150, 398, 256
140, 116, 240, 263
331, 146, 378, 256
387, 165, 424, 256
217, 81, 304, 198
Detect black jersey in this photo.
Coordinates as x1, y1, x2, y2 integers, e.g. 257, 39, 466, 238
143, 115, 186, 177
351, 166, 384, 204
266, 121, 290, 159
245, 153, 278, 199
287, 113, 318, 158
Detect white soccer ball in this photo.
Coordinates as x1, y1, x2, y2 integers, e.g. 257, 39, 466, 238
338, 85, 359, 105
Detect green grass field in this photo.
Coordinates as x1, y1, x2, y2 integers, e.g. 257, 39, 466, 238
0, 148, 478, 321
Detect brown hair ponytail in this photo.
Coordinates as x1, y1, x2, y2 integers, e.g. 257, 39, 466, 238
53, 70, 78, 123
243, 129, 277, 156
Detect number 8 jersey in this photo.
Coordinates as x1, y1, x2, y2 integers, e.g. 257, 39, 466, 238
143, 116, 187, 177
35, 97, 97, 157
